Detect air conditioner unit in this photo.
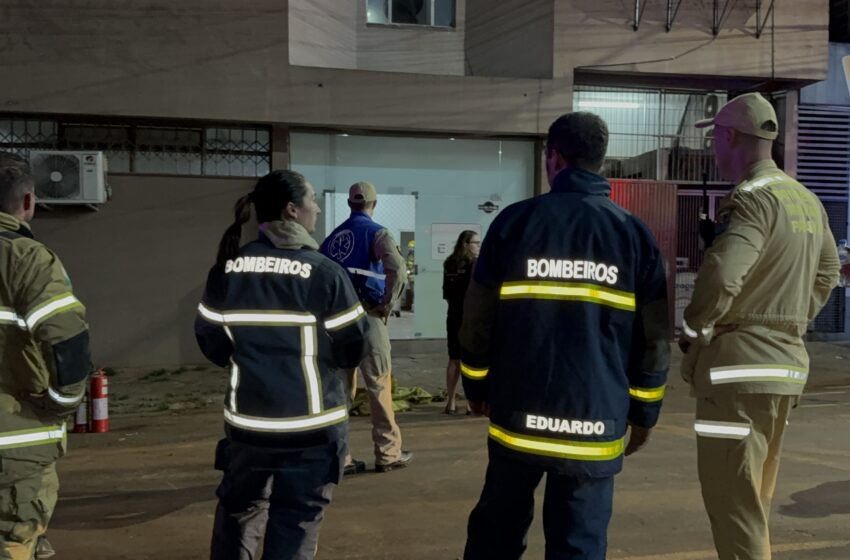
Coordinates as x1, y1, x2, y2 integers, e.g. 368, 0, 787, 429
28, 151, 108, 205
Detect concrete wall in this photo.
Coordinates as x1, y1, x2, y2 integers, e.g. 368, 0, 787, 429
555, 0, 828, 82
801, 43, 850, 106
289, 0, 466, 76
464, 0, 553, 79
31, 175, 254, 367
1, 0, 566, 135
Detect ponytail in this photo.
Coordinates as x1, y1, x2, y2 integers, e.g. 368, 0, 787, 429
214, 170, 309, 267
216, 193, 253, 267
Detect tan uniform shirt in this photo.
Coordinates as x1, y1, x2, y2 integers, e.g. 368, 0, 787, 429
682, 160, 840, 395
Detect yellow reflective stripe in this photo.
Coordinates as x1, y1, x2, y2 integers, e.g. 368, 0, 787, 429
324, 303, 365, 331
488, 423, 625, 461
500, 281, 636, 311
461, 362, 488, 380
25, 293, 82, 330
0, 424, 66, 450
629, 385, 666, 402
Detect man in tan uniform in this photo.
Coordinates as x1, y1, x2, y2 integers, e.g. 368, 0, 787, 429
680, 93, 840, 559
0, 162, 92, 560
321, 182, 412, 473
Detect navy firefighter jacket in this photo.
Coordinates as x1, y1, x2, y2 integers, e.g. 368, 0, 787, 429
460, 168, 670, 477
195, 221, 369, 449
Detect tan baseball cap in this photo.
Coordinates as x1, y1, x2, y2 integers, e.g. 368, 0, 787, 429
695, 92, 778, 140
348, 181, 378, 203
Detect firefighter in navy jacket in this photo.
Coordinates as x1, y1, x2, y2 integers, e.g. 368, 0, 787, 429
195, 170, 368, 560
460, 113, 670, 560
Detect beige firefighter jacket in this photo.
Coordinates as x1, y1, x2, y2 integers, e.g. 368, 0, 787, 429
0, 212, 91, 463
682, 160, 840, 395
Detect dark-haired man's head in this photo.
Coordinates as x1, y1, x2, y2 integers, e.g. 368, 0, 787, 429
0, 166, 35, 222
545, 112, 609, 185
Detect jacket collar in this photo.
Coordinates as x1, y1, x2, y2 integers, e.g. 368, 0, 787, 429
350, 210, 373, 221
550, 168, 611, 196
0, 211, 34, 238
259, 220, 319, 250
743, 159, 780, 182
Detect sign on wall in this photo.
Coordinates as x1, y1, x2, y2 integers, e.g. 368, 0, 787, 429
431, 223, 482, 261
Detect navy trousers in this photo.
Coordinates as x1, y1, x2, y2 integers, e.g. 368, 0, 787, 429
210, 438, 344, 560
464, 452, 615, 560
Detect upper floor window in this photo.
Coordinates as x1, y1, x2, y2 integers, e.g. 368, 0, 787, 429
367, 0, 456, 28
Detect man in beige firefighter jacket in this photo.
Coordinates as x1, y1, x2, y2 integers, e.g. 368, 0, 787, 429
681, 93, 840, 560
0, 161, 92, 559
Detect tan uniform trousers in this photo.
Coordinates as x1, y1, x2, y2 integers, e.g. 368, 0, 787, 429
0, 459, 57, 560
695, 391, 797, 560
343, 313, 402, 465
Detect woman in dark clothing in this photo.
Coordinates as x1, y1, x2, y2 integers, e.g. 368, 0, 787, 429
195, 170, 369, 559
441, 230, 480, 414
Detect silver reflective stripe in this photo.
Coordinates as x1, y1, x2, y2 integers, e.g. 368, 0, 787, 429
324, 304, 365, 331
302, 326, 322, 414
223, 406, 348, 433
26, 294, 81, 330
710, 367, 808, 385
48, 387, 85, 406
694, 420, 751, 440
682, 319, 711, 340
347, 267, 386, 280
223, 326, 239, 413
198, 303, 224, 324
0, 309, 26, 329
0, 424, 66, 449
197, 304, 315, 326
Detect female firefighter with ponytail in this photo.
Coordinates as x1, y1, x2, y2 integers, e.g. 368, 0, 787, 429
195, 170, 369, 559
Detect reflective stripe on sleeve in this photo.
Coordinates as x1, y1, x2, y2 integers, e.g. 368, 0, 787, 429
198, 303, 224, 324
0, 308, 26, 329
488, 423, 625, 461
500, 282, 635, 312
460, 362, 488, 380
709, 366, 808, 385
347, 267, 386, 280
223, 406, 348, 433
629, 385, 666, 403
324, 304, 365, 331
694, 420, 751, 440
48, 387, 85, 406
26, 294, 82, 330
0, 424, 66, 450
682, 319, 712, 340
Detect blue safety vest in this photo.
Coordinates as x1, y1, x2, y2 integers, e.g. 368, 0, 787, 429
321, 212, 387, 307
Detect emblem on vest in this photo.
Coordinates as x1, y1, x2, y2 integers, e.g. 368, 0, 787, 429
526, 414, 607, 435
328, 230, 355, 261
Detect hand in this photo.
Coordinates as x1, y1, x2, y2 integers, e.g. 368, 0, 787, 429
371, 303, 391, 319
624, 424, 651, 456
468, 400, 491, 417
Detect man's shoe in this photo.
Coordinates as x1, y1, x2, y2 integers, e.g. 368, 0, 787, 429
375, 450, 413, 473
343, 459, 366, 476
36, 536, 56, 559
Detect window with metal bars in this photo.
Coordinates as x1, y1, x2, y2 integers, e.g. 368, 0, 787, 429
572, 87, 728, 185
0, 116, 271, 178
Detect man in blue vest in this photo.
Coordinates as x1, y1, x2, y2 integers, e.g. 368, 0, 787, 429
321, 181, 413, 474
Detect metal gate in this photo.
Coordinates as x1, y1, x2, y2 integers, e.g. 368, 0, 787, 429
798, 105, 850, 334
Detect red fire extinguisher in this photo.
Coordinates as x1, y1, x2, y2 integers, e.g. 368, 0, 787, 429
72, 392, 88, 433
89, 369, 109, 433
